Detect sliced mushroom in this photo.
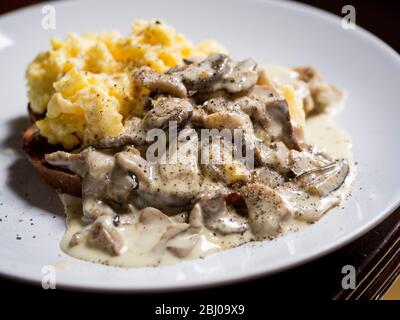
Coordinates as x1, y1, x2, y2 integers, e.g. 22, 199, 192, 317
139, 207, 171, 226
296, 159, 349, 197
106, 166, 139, 204
115, 147, 152, 184
195, 193, 249, 234
160, 223, 190, 241
116, 132, 210, 214
191, 89, 231, 105
70, 225, 91, 246
250, 166, 284, 188
169, 54, 258, 94
254, 140, 275, 166
94, 134, 137, 149
236, 86, 301, 150
88, 215, 126, 255
263, 141, 291, 175
95, 117, 146, 149
202, 110, 252, 131
196, 98, 254, 144
166, 230, 200, 257
82, 197, 116, 220
96, 97, 193, 149
45, 150, 86, 176
138, 207, 192, 255
45, 150, 83, 166
134, 67, 187, 98
189, 203, 204, 228
288, 147, 332, 176
78, 148, 141, 219
170, 53, 229, 92
214, 58, 258, 93
85, 148, 115, 179
142, 96, 193, 130
240, 183, 292, 239
139, 207, 190, 235
276, 184, 340, 222
202, 96, 238, 114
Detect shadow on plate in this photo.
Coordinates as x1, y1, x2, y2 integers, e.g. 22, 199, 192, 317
1, 116, 64, 216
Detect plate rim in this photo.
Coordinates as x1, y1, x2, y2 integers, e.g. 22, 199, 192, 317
0, 0, 399, 292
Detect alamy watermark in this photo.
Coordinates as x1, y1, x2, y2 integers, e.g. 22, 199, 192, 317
41, 265, 56, 289
341, 5, 356, 30
41, 5, 56, 30
145, 122, 255, 169
341, 265, 356, 290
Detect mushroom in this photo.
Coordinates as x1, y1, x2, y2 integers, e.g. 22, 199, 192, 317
70, 225, 91, 246
45, 150, 86, 176
202, 96, 238, 113
295, 159, 350, 197
215, 58, 258, 93
160, 223, 190, 241
82, 197, 116, 220
138, 207, 194, 256
139, 207, 171, 226
201, 110, 252, 131
88, 215, 127, 255
250, 166, 285, 188
96, 97, 194, 149
236, 85, 302, 150
142, 96, 193, 130
274, 160, 350, 223
189, 203, 204, 228
94, 134, 138, 149
253, 140, 275, 166
276, 184, 341, 223
106, 166, 139, 204
240, 183, 292, 239
195, 193, 249, 234
139, 207, 190, 234
166, 230, 200, 257
169, 54, 258, 94
115, 147, 152, 185
94, 116, 147, 149
134, 67, 187, 98
288, 148, 332, 176
45, 150, 83, 166
170, 53, 229, 92
116, 132, 206, 214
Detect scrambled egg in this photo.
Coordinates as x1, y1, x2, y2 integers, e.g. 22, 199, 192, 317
26, 19, 226, 149
281, 84, 306, 135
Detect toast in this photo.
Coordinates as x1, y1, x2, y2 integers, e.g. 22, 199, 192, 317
23, 106, 82, 197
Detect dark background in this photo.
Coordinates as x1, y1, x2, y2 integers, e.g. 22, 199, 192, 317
0, 0, 399, 311
1, 0, 399, 53
302, 0, 399, 53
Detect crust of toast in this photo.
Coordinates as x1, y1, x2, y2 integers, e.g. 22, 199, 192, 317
23, 107, 82, 197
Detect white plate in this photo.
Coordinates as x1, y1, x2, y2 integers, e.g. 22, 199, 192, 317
0, 0, 399, 292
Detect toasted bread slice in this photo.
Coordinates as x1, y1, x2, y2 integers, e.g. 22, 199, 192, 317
23, 116, 82, 197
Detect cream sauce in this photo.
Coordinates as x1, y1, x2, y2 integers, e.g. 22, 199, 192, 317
60, 195, 253, 267
59, 113, 355, 267
306, 113, 356, 199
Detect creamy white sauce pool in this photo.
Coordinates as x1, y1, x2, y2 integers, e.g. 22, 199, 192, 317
59, 113, 355, 267
60, 196, 254, 267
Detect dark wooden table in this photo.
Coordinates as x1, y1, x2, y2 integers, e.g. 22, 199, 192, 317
1, 0, 399, 306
